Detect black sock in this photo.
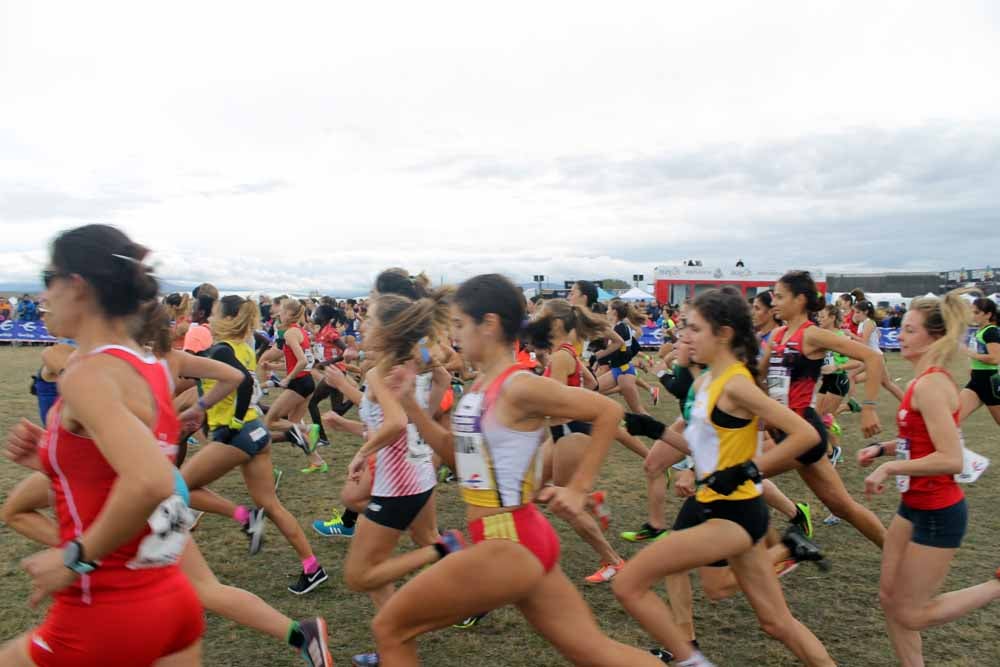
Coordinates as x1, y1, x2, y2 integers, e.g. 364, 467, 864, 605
342, 509, 358, 528
286, 622, 305, 649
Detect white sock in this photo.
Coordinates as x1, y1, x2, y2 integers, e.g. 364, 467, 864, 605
677, 651, 715, 667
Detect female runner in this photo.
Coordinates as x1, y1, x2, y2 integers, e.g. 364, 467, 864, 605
613, 287, 835, 667
959, 297, 1000, 426
0, 224, 204, 666
369, 274, 666, 666
859, 291, 1000, 665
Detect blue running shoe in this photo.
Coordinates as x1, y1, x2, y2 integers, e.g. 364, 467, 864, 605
312, 511, 355, 538
352, 652, 379, 666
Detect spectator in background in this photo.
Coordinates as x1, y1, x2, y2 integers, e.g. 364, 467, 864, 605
888, 305, 905, 328
15, 294, 38, 321
0, 297, 11, 322
259, 294, 272, 324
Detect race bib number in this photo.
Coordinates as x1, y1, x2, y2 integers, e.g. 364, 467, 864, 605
313, 343, 326, 362
128, 495, 193, 569
452, 393, 494, 492
302, 347, 315, 370
895, 437, 910, 493
405, 423, 432, 465
955, 433, 989, 484
767, 366, 791, 405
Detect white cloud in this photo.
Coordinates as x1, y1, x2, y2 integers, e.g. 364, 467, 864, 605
1, 1, 999, 293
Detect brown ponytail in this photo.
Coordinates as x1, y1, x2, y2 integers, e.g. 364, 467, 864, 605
367, 289, 452, 368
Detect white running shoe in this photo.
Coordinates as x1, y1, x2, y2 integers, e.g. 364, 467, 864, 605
676, 651, 716, 667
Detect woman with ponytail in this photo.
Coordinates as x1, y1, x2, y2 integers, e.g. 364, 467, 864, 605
960, 297, 1000, 426
180, 295, 328, 596
524, 299, 628, 584
594, 300, 650, 414
613, 287, 835, 667
262, 298, 328, 473
0, 224, 205, 666
371, 274, 666, 667
763, 270, 889, 547
851, 299, 906, 402
858, 291, 1000, 665
337, 289, 451, 666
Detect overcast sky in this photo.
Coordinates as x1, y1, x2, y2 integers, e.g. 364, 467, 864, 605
2, 2, 999, 294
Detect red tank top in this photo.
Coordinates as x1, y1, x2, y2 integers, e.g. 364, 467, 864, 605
39, 346, 183, 604
543, 343, 583, 387
897, 367, 963, 510
283, 324, 313, 378
767, 321, 824, 412
314, 323, 340, 362
842, 312, 859, 336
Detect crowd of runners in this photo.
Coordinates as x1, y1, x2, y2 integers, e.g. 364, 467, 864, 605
2, 223, 999, 666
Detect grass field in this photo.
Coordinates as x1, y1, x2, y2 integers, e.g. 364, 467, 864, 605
1, 344, 999, 666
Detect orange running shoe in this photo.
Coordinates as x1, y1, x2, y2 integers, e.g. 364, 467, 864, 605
585, 560, 626, 584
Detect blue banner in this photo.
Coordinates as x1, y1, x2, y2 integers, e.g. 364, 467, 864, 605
878, 327, 900, 351
0, 320, 58, 343
639, 324, 665, 348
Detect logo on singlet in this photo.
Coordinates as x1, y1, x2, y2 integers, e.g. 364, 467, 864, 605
32, 636, 53, 653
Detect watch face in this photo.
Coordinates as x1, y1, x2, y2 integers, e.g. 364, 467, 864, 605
63, 541, 80, 567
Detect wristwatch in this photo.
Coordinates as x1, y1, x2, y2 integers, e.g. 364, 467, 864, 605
63, 540, 98, 575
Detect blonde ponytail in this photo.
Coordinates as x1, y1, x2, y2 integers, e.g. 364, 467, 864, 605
212, 296, 260, 341
909, 289, 971, 365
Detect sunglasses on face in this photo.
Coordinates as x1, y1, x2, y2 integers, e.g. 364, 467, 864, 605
41, 269, 68, 288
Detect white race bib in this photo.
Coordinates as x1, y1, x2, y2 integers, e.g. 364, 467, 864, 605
406, 423, 433, 465
453, 393, 495, 492
895, 437, 910, 493
128, 495, 193, 569
766, 366, 791, 405
955, 440, 989, 484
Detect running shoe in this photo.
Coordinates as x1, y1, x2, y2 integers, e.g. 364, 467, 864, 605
352, 652, 379, 666
651, 386, 661, 406
830, 419, 843, 437
300, 462, 330, 474
621, 523, 668, 543
190, 511, 206, 532
436, 529, 466, 557
316, 438, 331, 448
828, 446, 843, 467
273, 467, 284, 492
649, 647, 673, 663
822, 514, 842, 526
782, 526, 831, 571
588, 490, 611, 532
312, 511, 355, 538
847, 397, 862, 413
268, 372, 282, 388
584, 560, 625, 584
243, 507, 266, 556
307, 424, 321, 451
288, 566, 328, 595
288, 425, 312, 456
298, 618, 333, 667
186, 435, 200, 447
791, 502, 813, 539
438, 465, 452, 484
453, 612, 488, 629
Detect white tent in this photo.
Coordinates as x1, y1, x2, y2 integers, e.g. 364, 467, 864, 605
618, 287, 656, 302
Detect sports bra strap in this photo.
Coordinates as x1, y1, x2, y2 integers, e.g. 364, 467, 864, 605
481, 362, 535, 413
